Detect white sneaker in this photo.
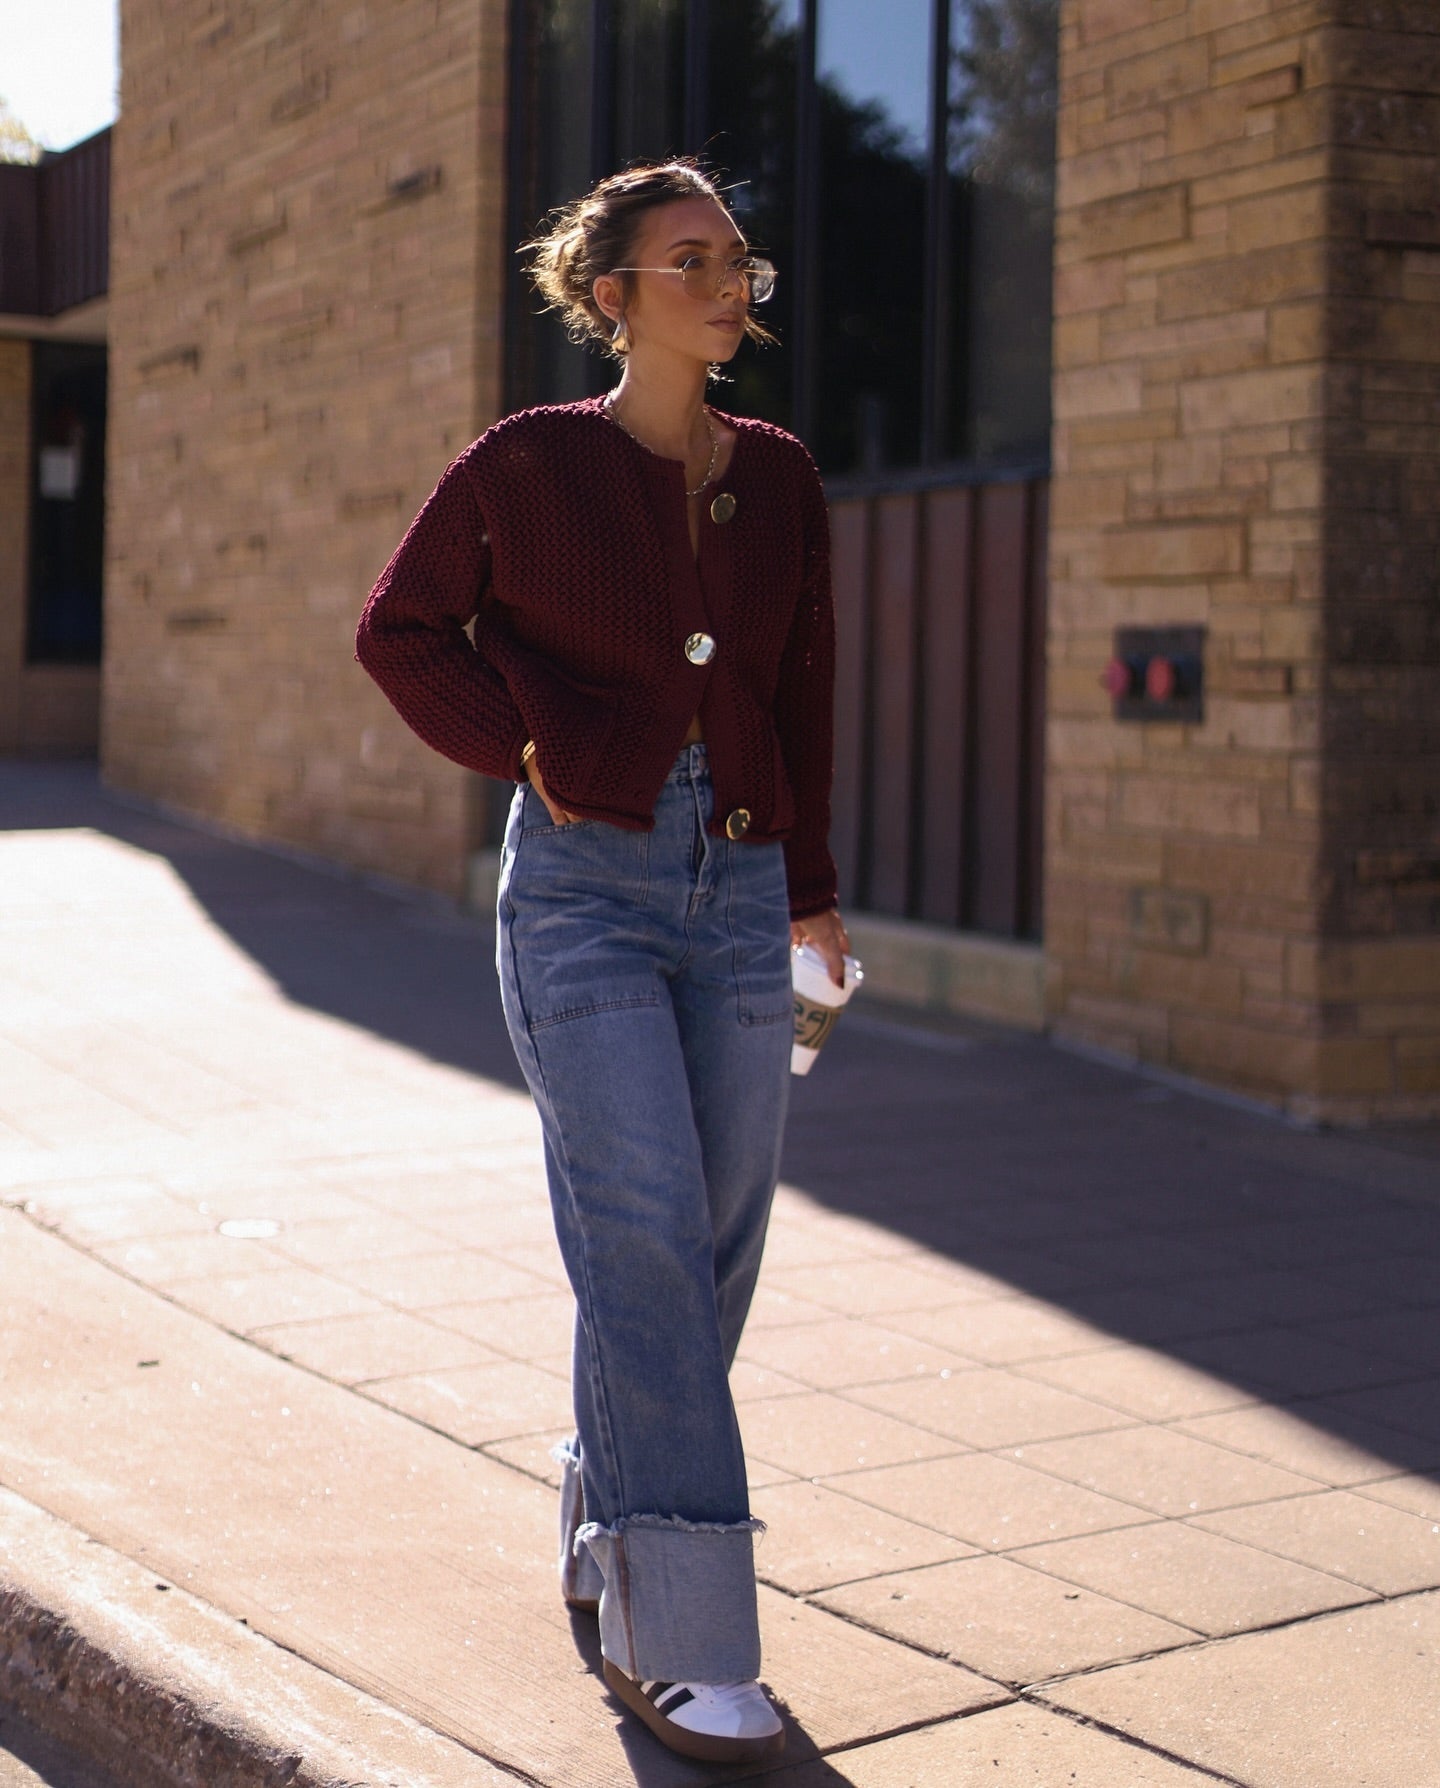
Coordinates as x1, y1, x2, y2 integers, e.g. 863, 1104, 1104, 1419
603, 1658, 786, 1762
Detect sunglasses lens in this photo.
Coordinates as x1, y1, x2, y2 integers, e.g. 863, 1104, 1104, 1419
677, 256, 777, 302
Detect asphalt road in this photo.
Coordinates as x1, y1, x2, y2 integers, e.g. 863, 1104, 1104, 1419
0, 1712, 117, 1788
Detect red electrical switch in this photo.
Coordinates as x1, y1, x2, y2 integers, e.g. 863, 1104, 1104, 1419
1145, 655, 1177, 702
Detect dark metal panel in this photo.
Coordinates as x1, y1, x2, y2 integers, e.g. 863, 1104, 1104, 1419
37, 130, 110, 314
866, 492, 920, 916
917, 484, 974, 926
828, 496, 868, 907
968, 479, 1029, 935
0, 163, 41, 315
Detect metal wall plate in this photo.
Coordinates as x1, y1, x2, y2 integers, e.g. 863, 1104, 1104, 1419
1107, 625, 1205, 723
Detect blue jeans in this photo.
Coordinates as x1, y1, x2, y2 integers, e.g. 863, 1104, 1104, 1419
496, 744, 793, 1682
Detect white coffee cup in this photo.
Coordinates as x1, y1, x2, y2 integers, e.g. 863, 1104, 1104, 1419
791, 944, 863, 1076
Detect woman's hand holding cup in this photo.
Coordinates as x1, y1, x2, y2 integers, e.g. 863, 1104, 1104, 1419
790, 906, 849, 989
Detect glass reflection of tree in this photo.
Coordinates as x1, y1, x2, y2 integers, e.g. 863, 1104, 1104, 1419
813, 71, 927, 475
948, 0, 1058, 464
705, 0, 801, 431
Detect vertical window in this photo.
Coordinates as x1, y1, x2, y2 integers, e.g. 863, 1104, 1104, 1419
946, 0, 1057, 464
507, 0, 1057, 475
612, 0, 686, 167
508, 0, 597, 404
704, 0, 802, 430
812, 0, 930, 474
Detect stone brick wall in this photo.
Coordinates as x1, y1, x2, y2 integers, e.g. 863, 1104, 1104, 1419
105, 0, 511, 894
1046, 0, 1439, 1121
0, 340, 30, 756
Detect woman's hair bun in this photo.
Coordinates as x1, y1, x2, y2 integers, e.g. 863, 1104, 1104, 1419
523, 161, 773, 359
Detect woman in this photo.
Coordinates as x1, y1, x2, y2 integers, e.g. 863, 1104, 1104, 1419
355, 161, 847, 1766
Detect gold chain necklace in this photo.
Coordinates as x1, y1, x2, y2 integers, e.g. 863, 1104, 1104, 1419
603, 395, 719, 498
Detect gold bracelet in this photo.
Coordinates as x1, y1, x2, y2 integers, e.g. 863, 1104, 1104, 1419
520, 739, 536, 768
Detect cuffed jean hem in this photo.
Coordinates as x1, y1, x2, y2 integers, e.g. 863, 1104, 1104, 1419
555, 1442, 606, 1606
577, 1515, 765, 1683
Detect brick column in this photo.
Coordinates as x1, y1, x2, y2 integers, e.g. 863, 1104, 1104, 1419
105, 0, 511, 895
1046, 0, 1440, 1122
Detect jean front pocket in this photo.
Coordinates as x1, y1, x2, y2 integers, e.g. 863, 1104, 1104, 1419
727, 841, 793, 1027
513, 787, 650, 909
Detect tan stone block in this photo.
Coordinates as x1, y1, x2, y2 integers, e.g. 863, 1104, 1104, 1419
1312, 1038, 1394, 1098
1188, 0, 1274, 34
1077, 184, 1190, 258
1058, 138, 1149, 209
1166, 86, 1246, 158
1154, 434, 1224, 492
1316, 939, 1440, 1001
1118, 774, 1262, 839
1108, 39, 1211, 116
1124, 947, 1245, 1014
1054, 363, 1145, 420
1169, 1011, 1316, 1095
1054, 255, 1129, 315
1269, 454, 1323, 511
1101, 522, 1245, 579
1395, 1037, 1440, 1095
1048, 474, 1130, 527
1054, 312, 1104, 370
1180, 364, 1324, 433
1158, 241, 1327, 321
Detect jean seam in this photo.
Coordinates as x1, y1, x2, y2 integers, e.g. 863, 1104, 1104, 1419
528, 994, 661, 1032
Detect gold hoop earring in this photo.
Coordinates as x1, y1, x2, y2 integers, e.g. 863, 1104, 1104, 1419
611, 315, 630, 355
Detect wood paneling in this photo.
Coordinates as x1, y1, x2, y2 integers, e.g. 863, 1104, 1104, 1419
970, 481, 1030, 936
827, 474, 1047, 940
867, 494, 920, 916
918, 486, 974, 926
828, 499, 869, 905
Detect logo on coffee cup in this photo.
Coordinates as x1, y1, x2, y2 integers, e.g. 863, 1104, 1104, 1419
793, 995, 842, 1052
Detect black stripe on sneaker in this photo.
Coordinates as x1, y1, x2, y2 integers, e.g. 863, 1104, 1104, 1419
648, 1683, 696, 1716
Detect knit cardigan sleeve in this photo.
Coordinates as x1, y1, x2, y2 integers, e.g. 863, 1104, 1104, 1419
774, 455, 839, 921
355, 452, 529, 782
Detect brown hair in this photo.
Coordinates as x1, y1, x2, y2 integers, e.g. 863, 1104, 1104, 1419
523, 160, 775, 359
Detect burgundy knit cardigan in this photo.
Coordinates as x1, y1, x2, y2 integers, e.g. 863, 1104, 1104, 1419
355, 397, 838, 919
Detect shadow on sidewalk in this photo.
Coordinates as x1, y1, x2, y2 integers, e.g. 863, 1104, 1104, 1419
6, 762, 1440, 1501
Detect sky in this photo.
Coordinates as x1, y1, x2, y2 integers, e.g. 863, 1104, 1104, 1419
0, 0, 119, 151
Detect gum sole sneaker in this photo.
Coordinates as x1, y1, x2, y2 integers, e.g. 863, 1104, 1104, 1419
602, 1659, 786, 1764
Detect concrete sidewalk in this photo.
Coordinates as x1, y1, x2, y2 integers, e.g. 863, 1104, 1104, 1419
2, 760, 1439, 1788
